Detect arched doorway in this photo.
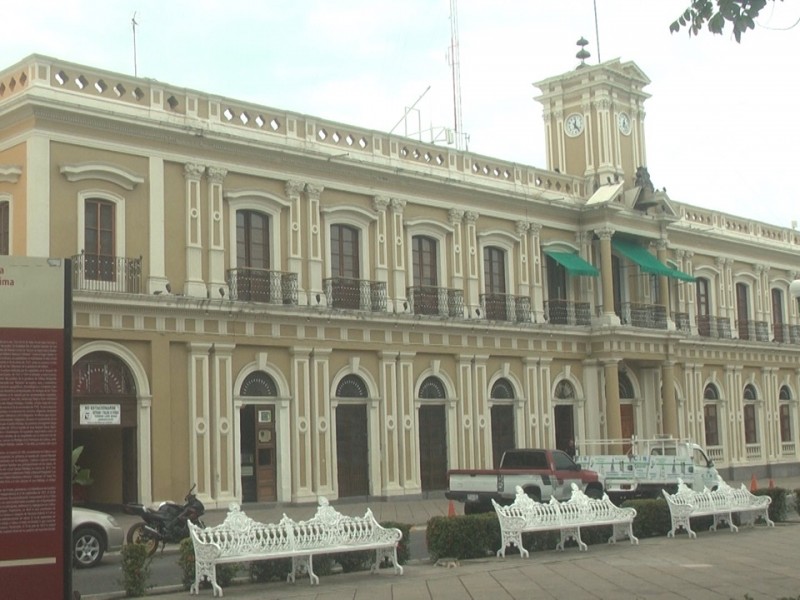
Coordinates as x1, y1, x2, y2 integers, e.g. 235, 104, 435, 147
418, 376, 448, 491
335, 374, 369, 497
72, 352, 137, 504
239, 371, 278, 503
490, 378, 516, 468
553, 379, 576, 454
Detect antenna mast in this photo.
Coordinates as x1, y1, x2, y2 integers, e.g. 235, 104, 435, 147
449, 0, 464, 150
132, 12, 139, 77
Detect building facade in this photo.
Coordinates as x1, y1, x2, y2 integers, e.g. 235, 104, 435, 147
1, 54, 798, 507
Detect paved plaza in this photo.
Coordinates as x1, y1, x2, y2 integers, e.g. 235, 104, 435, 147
83, 477, 800, 600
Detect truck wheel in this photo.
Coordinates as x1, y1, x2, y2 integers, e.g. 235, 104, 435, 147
523, 488, 541, 503
585, 485, 603, 499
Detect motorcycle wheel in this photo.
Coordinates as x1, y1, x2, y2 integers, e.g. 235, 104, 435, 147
127, 522, 159, 556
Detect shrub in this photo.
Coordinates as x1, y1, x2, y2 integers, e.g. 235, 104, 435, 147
622, 498, 672, 538
426, 513, 499, 560
120, 542, 151, 597
752, 487, 788, 523
380, 521, 412, 565
249, 558, 292, 583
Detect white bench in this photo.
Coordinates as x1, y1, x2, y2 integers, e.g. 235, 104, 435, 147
492, 484, 639, 558
188, 498, 403, 597
662, 477, 774, 538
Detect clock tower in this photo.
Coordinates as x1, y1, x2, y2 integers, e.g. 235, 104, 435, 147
534, 44, 650, 193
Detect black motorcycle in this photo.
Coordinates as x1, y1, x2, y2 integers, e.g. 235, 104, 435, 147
124, 484, 205, 556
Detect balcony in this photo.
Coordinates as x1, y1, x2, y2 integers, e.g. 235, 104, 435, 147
227, 268, 298, 305
697, 315, 732, 339
72, 253, 142, 294
480, 293, 531, 323
674, 312, 691, 334
324, 277, 387, 312
737, 319, 770, 342
620, 302, 667, 330
544, 299, 591, 326
407, 286, 464, 318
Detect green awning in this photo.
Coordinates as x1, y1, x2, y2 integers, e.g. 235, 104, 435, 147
543, 250, 599, 277
612, 238, 696, 282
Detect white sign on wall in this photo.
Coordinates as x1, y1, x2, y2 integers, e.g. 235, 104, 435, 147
80, 404, 121, 425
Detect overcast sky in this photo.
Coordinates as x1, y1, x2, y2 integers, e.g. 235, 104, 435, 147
3, 0, 799, 228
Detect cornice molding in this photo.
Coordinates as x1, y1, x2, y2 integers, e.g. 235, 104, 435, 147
0, 165, 22, 183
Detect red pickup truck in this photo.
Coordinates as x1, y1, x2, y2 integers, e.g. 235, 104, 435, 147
445, 448, 604, 514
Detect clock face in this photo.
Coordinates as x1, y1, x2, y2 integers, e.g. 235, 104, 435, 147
617, 112, 632, 135
565, 113, 584, 137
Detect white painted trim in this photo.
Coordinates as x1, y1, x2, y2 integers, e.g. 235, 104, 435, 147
226, 195, 285, 271
60, 162, 144, 190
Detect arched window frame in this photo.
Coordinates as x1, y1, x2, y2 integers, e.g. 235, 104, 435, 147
77, 189, 126, 258
225, 191, 290, 271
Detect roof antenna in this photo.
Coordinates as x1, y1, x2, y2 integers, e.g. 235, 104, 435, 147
593, 0, 602, 63
131, 12, 139, 77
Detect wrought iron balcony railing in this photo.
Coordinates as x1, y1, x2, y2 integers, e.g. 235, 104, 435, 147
674, 312, 691, 333
72, 253, 142, 294
406, 286, 464, 317
736, 319, 770, 342
544, 299, 591, 326
324, 277, 387, 311
697, 315, 732, 339
480, 293, 531, 323
226, 268, 298, 305
620, 302, 667, 330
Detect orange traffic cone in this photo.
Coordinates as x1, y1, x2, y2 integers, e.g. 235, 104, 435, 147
750, 473, 758, 492
769, 478, 776, 489
448, 500, 456, 517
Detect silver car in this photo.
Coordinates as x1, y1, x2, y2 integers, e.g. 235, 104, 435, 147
72, 507, 124, 568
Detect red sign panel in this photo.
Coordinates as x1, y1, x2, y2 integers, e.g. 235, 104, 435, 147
0, 258, 70, 599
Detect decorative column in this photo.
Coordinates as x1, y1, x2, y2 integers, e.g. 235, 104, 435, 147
290, 347, 314, 502
595, 227, 619, 325
378, 350, 403, 495
576, 230, 594, 305
207, 167, 228, 298
184, 163, 207, 297
655, 239, 671, 321
661, 361, 678, 438
397, 352, 419, 490
464, 211, 481, 318
472, 354, 490, 467
516, 221, 530, 297
310, 348, 334, 497
188, 342, 212, 502
449, 209, 465, 316
305, 184, 324, 306
727, 366, 742, 463
603, 360, 622, 453
529, 223, 544, 322
147, 156, 169, 294
370, 196, 389, 311
389, 198, 408, 313
210, 342, 235, 507
581, 360, 602, 441
457, 354, 476, 468
285, 181, 305, 302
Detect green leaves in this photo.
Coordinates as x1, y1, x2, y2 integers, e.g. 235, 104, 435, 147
671, 0, 779, 42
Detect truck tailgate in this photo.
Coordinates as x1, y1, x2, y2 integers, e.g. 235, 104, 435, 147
448, 471, 500, 493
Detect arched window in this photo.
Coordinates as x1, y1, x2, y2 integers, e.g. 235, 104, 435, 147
336, 374, 368, 398
73, 352, 136, 396
779, 385, 792, 443
419, 376, 446, 399
743, 384, 757, 444
619, 371, 634, 399
555, 380, 575, 400
240, 371, 277, 396
491, 378, 515, 400
703, 383, 721, 447
84, 198, 115, 281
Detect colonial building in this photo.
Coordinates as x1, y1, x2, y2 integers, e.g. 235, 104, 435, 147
1, 54, 798, 507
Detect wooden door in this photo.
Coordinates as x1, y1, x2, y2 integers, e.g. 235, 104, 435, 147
620, 404, 634, 454
255, 405, 277, 502
490, 405, 515, 469
554, 404, 575, 455
336, 404, 369, 497
419, 404, 448, 491
240, 405, 257, 502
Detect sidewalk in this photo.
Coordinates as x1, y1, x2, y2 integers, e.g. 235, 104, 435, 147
89, 476, 800, 600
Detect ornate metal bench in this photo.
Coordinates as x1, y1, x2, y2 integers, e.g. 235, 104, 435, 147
188, 498, 403, 597
492, 484, 638, 558
662, 477, 774, 538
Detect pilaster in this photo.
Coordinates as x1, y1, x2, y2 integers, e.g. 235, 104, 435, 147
389, 198, 408, 313
290, 347, 314, 502
188, 342, 212, 502
305, 184, 324, 306
285, 181, 305, 302
184, 163, 207, 297
464, 211, 480, 318
147, 156, 169, 293
310, 348, 334, 497
210, 342, 235, 507
207, 167, 228, 298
